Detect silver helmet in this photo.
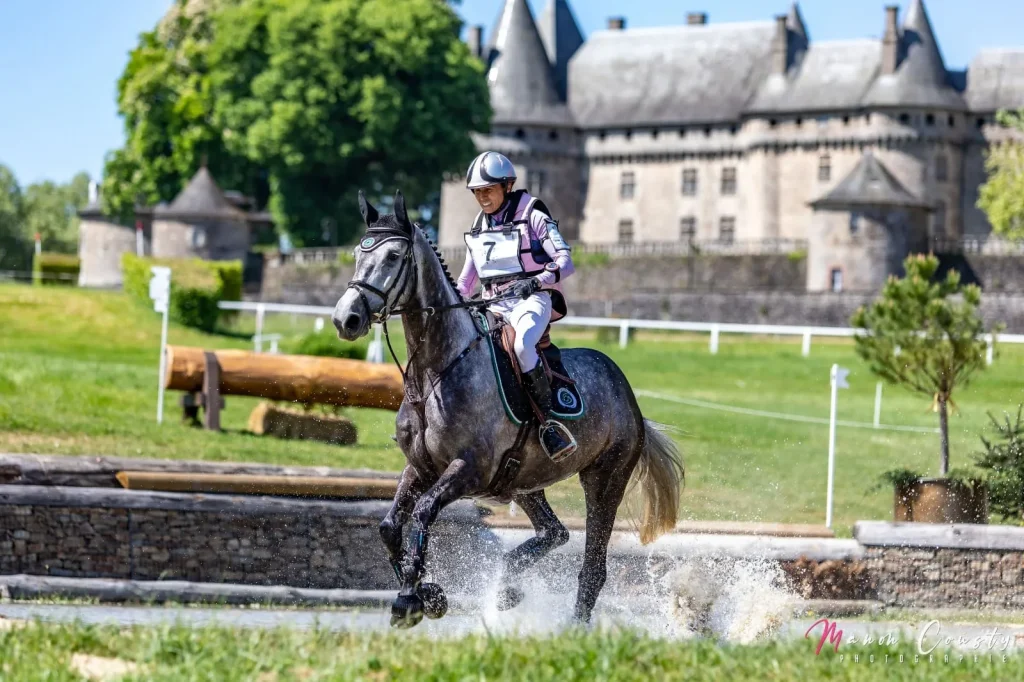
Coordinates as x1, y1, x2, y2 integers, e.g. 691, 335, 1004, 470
465, 151, 516, 190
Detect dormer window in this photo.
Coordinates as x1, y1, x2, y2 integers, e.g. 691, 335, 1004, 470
925, 113, 936, 126
899, 113, 911, 124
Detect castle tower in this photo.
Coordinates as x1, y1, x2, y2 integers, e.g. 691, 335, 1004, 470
77, 182, 141, 289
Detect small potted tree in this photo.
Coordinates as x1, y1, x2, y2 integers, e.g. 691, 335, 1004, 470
852, 254, 998, 524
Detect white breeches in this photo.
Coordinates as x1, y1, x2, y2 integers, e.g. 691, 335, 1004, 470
488, 292, 552, 372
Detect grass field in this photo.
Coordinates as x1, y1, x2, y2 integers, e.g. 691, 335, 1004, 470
2, 283, 1022, 534
1, 620, 1021, 681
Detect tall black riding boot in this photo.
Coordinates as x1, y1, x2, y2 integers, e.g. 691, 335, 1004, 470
523, 364, 577, 462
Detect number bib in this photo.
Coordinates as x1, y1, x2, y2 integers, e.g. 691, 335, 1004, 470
465, 229, 525, 281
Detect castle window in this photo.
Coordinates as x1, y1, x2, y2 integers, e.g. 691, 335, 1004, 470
730, 125, 738, 135
818, 154, 832, 182
680, 216, 697, 242
620, 171, 636, 199
718, 217, 736, 244
651, 129, 659, 139
933, 201, 946, 236
624, 129, 633, 140
842, 115, 851, 125
548, 130, 559, 141
925, 113, 936, 126
899, 113, 911, 124
935, 154, 948, 182
795, 117, 803, 127
681, 168, 698, 196
769, 119, 778, 128
849, 212, 860, 235
618, 219, 634, 244
515, 128, 526, 139
679, 128, 687, 137
704, 127, 712, 137
527, 169, 547, 197
598, 130, 606, 141
830, 268, 844, 293
948, 114, 956, 127
977, 117, 985, 129
720, 167, 737, 195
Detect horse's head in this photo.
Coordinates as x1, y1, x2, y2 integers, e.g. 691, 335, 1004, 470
332, 190, 416, 341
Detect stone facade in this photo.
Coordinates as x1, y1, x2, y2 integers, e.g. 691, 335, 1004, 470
439, 0, 1024, 294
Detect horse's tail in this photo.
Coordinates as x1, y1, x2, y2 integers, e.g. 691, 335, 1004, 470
631, 419, 685, 545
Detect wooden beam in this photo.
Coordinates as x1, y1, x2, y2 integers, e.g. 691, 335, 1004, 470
115, 471, 400, 500
483, 515, 835, 538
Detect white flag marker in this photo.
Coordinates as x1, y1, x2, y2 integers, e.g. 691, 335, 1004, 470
826, 364, 850, 528
150, 266, 171, 424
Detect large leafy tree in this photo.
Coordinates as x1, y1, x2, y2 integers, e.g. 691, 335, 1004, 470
851, 254, 997, 476
104, 0, 490, 246
23, 172, 91, 254
977, 108, 1024, 240
0, 165, 30, 271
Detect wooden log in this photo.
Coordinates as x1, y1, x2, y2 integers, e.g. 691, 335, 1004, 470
248, 402, 358, 446
484, 515, 835, 538
115, 471, 400, 500
164, 345, 404, 411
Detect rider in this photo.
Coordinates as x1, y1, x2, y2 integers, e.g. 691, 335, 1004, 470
456, 151, 577, 461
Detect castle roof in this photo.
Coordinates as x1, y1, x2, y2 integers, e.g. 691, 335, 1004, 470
485, 0, 571, 126
569, 21, 777, 127
862, 0, 965, 110
810, 151, 933, 211
964, 49, 1024, 113
537, 0, 584, 102
155, 166, 246, 221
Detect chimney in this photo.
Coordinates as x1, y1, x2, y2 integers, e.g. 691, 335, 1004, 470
772, 15, 789, 74
88, 181, 98, 204
686, 12, 708, 25
468, 25, 483, 58
882, 5, 900, 74
607, 17, 626, 30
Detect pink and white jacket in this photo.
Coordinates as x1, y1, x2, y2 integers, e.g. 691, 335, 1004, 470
456, 190, 574, 303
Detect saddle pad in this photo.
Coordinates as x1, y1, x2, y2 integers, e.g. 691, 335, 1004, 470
479, 317, 585, 426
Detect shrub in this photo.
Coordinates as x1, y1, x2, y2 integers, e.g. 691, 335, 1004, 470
122, 254, 243, 332
973, 406, 1024, 523
573, 251, 610, 268
289, 330, 368, 360
32, 252, 79, 286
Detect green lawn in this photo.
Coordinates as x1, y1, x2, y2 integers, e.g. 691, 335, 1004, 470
0, 621, 1020, 681
2, 283, 1022, 534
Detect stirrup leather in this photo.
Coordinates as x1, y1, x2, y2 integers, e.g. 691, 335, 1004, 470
539, 419, 577, 462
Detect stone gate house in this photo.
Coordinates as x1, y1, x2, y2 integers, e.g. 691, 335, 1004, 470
439, 0, 1024, 293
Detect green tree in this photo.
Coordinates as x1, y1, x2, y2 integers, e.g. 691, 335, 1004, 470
852, 254, 997, 476
23, 172, 91, 254
0, 165, 30, 271
104, 0, 490, 246
977, 108, 1024, 240
973, 406, 1024, 523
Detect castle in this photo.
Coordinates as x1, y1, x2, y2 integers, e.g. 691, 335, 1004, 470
437, 0, 1024, 293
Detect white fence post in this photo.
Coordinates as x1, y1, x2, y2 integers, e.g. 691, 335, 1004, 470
255, 303, 266, 354
986, 334, 994, 366
709, 324, 720, 355
801, 330, 812, 357
873, 382, 883, 429
618, 321, 630, 349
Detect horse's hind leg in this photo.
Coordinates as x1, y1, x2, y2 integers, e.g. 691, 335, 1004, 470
379, 465, 427, 585
496, 490, 570, 611
573, 444, 639, 624
391, 456, 483, 628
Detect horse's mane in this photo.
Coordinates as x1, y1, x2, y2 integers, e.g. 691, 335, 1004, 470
416, 224, 462, 301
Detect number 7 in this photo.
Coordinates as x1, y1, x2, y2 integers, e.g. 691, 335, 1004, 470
484, 241, 496, 262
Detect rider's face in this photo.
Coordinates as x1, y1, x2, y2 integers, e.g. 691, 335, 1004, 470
472, 184, 507, 214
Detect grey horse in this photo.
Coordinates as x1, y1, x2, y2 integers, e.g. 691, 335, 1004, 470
332, 190, 684, 628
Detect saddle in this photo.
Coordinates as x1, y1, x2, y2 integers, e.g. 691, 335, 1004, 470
481, 311, 585, 426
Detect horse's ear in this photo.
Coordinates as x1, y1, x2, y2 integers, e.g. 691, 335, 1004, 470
358, 190, 378, 227
394, 190, 412, 234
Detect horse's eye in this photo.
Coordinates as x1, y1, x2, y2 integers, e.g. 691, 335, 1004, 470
386, 252, 400, 262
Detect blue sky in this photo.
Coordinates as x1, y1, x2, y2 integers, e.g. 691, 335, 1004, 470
1, 0, 1022, 186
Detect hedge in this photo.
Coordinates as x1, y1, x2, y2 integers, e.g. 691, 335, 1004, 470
33, 253, 80, 287
122, 254, 243, 332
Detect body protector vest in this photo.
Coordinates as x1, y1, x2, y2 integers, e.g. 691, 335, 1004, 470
464, 191, 560, 288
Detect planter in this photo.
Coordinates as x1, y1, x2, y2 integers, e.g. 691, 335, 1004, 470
893, 477, 988, 524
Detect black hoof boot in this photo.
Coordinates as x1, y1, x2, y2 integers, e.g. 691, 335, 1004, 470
418, 583, 448, 620
390, 592, 424, 629
496, 585, 525, 611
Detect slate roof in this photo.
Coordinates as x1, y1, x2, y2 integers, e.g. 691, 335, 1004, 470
964, 49, 1024, 112
537, 0, 584, 101
155, 166, 247, 221
810, 151, 933, 211
485, 0, 571, 126
861, 0, 964, 110
568, 21, 777, 127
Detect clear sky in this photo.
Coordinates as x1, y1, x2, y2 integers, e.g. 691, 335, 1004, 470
1, 0, 1022, 187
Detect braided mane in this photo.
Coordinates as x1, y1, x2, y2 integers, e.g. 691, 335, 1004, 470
416, 224, 462, 301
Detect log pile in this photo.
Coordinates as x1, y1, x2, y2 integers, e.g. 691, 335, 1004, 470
248, 401, 357, 445
164, 345, 404, 411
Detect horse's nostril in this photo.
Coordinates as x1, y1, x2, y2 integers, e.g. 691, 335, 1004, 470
343, 313, 361, 333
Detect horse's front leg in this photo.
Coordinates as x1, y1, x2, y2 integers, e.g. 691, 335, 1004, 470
391, 456, 484, 628
379, 465, 428, 585
496, 490, 569, 611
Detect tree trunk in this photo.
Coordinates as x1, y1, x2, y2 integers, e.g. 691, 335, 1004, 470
938, 394, 950, 476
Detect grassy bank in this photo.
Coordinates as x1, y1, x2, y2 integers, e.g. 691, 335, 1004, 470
1, 283, 1021, 532
0, 621, 1020, 681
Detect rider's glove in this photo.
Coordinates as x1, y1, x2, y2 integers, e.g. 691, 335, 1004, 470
512, 278, 541, 300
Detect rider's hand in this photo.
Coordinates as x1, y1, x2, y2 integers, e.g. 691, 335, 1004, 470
512, 278, 540, 300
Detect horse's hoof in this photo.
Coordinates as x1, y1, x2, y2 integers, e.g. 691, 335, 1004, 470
390, 593, 424, 629
496, 586, 525, 611
419, 583, 448, 620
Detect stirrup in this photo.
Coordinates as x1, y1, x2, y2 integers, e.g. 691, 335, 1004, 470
539, 419, 577, 462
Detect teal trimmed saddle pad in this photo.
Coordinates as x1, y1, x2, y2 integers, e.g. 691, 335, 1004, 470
478, 313, 585, 426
